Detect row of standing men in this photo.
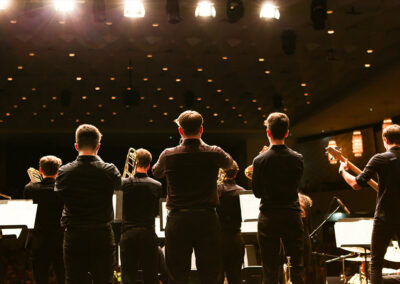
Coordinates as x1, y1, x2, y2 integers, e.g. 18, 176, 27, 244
24, 110, 309, 284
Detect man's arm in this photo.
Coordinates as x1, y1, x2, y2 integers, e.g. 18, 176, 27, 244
216, 147, 233, 169
251, 158, 262, 198
152, 150, 167, 179
339, 156, 380, 190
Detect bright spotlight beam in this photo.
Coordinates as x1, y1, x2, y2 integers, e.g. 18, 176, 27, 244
195, 1, 216, 18
260, 3, 280, 19
124, 0, 145, 18
54, 0, 75, 12
0, 0, 10, 10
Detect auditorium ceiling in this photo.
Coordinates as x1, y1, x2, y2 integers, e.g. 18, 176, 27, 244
1, 0, 400, 135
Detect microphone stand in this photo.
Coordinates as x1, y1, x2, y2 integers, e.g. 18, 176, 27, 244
309, 204, 341, 240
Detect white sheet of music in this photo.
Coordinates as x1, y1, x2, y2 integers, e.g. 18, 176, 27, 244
239, 193, 260, 222
334, 218, 374, 248
0, 200, 37, 229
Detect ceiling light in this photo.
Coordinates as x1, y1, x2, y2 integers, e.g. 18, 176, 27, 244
213, 113, 218, 117
364, 63, 371, 68
195, 1, 216, 18
95, 86, 101, 90
7, 77, 13, 81
113, 112, 117, 115
100, 119, 105, 122
326, 10, 333, 14
33, 112, 38, 116
304, 93, 309, 96
42, 105, 47, 108
226, 0, 244, 23
367, 49, 373, 54
176, 78, 181, 82
98, 104, 103, 108
238, 114, 242, 117
111, 96, 116, 100
82, 96, 87, 100
306, 101, 311, 104
206, 105, 211, 109
258, 58, 265, 62
166, 0, 182, 24
106, 21, 113, 25
197, 97, 202, 101
243, 120, 248, 124
162, 67, 168, 71
197, 68, 203, 72
143, 77, 148, 81
222, 56, 228, 60
265, 70, 271, 74
29, 52, 35, 57
260, 3, 280, 20
75, 119, 80, 122
76, 77, 82, 81
252, 99, 257, 103
10, 20, 17, 24
232, 106, 236, 110
124, 0, 145, 18
5, 113, 11, 117
110, 77, 115, 81
60, 112, 64, 116
22, 97, 27, 101
52, 96, 57, 100
220, 120, 224, 123
163, 112, 168, 116
224, 98, 230, 102
32, 88, 36, 91
257, 107, 262, 110
54, 0, 76, 12
17, 66, 23, 70
217, 89, 222, 93
207, 79, 213, 83
0, 0, 10, 10
149, 119, 154, 123
157, 88, 162, 91
327, 30, 335, 34
301, 83, 306, 87
147, 54, 152, 58
13, 105, 18, 109
69, 53, 75, 57
168, 97, 174, 100
152, 104, 157, 108
59, 21, 65, 24
86, 112, 91, 115
152, 23, 159, 27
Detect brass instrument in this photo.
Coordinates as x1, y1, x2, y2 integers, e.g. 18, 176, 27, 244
283, 256, 292, 284
122, 148, 138, 178
217, 168, 226, 185
27, 167, 42, 183
244, 145, 269, 180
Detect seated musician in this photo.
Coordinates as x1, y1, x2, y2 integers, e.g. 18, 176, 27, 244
120, 148, 162, 284
216, 160, 245, 284
24, 155, 65, 284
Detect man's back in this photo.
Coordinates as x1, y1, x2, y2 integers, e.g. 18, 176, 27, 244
153, 139, 232, 209
24, 178, 63, 231
121, 173, 161, 227
55, 155, 121, 227
252, 144, 303, 212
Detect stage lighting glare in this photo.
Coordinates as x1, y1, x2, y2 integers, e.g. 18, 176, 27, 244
124, 0, 145, 18
54, 0, 75, 13
260, 3, 280, 20
195, 1, 216, 18
0, 0, 10, 10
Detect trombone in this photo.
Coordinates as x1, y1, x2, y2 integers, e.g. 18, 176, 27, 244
122, 148, 138, 178
27, 167, 42, 183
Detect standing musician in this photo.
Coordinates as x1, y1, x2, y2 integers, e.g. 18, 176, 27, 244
152, 110, 233, 284
24, 155, 65, 284
339, 124, 400, 284
217, 160, 245, 284
252, 112, 305, 284
120, 148, 162, 284
55, 124, 121, 284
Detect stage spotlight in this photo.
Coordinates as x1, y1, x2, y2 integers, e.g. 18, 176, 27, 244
124, 0, 145, 18
93, 0, 106, 22
281, 29, 296, 55
260, 3, 280, 20
226, 0, 244, 23
54, 0, 75, 12
195, 1, 216, 18
0, 0, 10, 10
311, 0, 327, 30
166, 0, 181, 24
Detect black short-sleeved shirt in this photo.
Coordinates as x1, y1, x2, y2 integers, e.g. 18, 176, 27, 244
356, 146, 400, 223
152, 139, 233, 210
252, 144, 303, 212
55, 155, 121, 227
217, 180, 245, 232
121, 173, 162, 228
23, 178, 63, 231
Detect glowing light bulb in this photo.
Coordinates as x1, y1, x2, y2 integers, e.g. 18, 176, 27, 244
260, 3, 280, 19
195, 1, 216, 17
124, 0, 145, 18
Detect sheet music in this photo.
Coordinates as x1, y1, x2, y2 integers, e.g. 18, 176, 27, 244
240, 192, 260, 222
0, 200, 37, 229
334, 218, 374, 248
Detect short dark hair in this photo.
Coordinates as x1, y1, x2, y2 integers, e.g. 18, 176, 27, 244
264, 112, 290, 140
383, 124, 400, 145
39, 155, 62, 176
175, 110, 203, 136
224, 160, 239, 179
75, 124, 102, 150
136, 148, 152, 168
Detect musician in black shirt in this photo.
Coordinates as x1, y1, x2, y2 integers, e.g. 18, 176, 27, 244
217, 160, 245, 284
24, 155, 65, 284
55, 124, 121, 284
252, 112, 304, 284
340, 124, 400, 284
120, 148, 161, 284
153, 110, 233, 284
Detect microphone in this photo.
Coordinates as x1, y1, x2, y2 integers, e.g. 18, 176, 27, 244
334, 196, 351, 215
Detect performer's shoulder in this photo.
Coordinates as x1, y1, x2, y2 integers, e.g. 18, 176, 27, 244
287, 147, 303, 159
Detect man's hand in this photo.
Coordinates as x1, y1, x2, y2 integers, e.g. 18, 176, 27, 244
339, 159, 349, 175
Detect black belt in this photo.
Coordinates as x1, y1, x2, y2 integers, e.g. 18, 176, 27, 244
170, 208, 215, 213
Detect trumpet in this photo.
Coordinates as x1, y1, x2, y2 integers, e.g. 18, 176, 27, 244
27, 167, 42, 183
217, 168, 226, 185
122, 148, 138, 178
244, 145, 269, 180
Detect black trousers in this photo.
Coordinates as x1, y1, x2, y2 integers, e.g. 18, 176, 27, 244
371, 221, 400, 284
63, 225, 115, 284
120, 227, 158, 284
220, 231, 244, 284
165, 210, 221, 284
31, 230, 65, 284
258, 211, 304, 284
